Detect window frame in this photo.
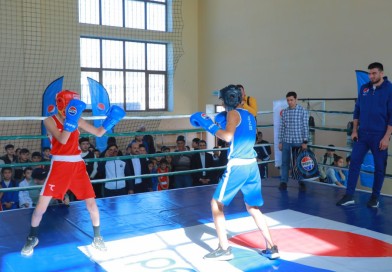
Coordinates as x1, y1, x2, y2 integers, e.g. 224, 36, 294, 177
81, 37, 168, 112
79, 0, 171, 112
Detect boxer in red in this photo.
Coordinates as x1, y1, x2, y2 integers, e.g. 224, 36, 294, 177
21, 90, 125, 256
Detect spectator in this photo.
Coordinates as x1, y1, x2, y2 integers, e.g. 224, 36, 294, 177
171, 135, 193, 188
236, 84, 258, 117
337, 62, 392, 208
0, 144, 15, 178
42, 147, 52, 161
154, 151, 164, 166
149, 157, 158, 172
165, 154, 173, 172
191, 140, 214, 186
41, 147, 51, 171
192, 138, 200, 150
1, 167, 19, 210
125, 144, 132, 155
157, 158, 170, 191
212, 146, 220, 162
212, 146, 220, 163
318, 145, 338, 182
143, 134, 156, 154
147, 160, 158, 191
278, 91, 309, 191
1, 144, 17, 164
138, 125, 156, 154
94, 149, 100, 158
100, 137, 123, 157
138, 144, 148, 156
31, 151, 45, 169
19, 167, 34, 208
161, 146, 172, 168
14, 148, 31, 182
343, 156, 351, 181
126, 142, 152, 194
98, 144, 130, 197
326, 155, 346, 187
129, 130, 149, 154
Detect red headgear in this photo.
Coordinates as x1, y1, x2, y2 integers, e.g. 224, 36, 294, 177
56, 90, 80, 116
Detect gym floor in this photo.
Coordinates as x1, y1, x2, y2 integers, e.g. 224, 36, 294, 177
1, 178, 391, 272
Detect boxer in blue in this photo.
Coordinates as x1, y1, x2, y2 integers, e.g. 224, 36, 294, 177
190, 85, 279, 261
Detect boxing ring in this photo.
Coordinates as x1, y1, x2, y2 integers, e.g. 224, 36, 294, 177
1, 107, 392, 272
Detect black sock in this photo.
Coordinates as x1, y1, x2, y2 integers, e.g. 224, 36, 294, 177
93, 225, 100, 237
29, 226, 39, 237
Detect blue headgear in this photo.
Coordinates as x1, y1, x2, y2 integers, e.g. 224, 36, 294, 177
219, 85, 242, 111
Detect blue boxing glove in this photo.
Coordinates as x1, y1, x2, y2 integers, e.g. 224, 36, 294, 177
102, 105, 126, 131
63, 99, 86, 132
215, 111, 227, 130
190, 112, 220, 135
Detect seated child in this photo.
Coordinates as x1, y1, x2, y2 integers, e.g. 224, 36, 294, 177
326, 155, 346, 187
147, 160, 158, 191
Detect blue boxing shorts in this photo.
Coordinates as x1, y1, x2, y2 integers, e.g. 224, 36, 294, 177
213, 158, 263, 206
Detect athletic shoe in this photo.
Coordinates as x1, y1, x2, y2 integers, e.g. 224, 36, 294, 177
336, 194, 355, 206
278, 182, 287, 191
21, 236, 39, 256
261, 245, 280, 260
367, 195, 379, 208
299, 181, 306, 192
203, 245, 233, 261
92, 236, 107, 251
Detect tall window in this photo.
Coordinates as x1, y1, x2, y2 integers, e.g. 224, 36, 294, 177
79, 0, 168, 111
80, 38, 167, 111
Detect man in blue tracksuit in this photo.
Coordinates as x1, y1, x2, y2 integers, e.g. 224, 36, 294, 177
337, 62, 392, 208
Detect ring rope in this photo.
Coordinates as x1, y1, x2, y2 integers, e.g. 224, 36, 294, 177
0, 159, 275, 193
0, 144, 273, 169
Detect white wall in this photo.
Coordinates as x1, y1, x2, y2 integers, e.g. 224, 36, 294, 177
198, 0, 392, 112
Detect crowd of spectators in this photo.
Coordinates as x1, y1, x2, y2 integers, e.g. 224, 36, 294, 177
0, 128, 272, 211
1, 130, 354, 212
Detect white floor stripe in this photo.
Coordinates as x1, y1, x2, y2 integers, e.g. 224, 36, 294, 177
78, 210, 392, 272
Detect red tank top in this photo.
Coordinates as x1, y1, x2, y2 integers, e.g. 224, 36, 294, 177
49, 115, 81, 156
157, 167, 169, 190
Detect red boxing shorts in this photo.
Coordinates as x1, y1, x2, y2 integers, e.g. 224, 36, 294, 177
41, 155, 95, 200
